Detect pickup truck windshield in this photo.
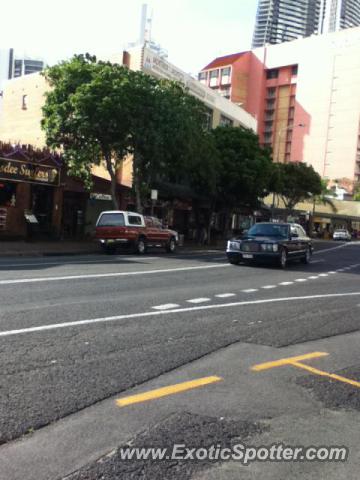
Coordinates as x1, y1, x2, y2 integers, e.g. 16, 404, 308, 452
97, 213, 125, 227
248, 224, 289, 238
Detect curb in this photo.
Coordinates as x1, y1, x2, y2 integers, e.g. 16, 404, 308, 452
0, 247, 225, 259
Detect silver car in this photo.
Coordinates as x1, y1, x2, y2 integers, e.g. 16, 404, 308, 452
333, 229, 351, 241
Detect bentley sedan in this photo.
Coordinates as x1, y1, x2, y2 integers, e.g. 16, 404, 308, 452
226, 222, 313, 269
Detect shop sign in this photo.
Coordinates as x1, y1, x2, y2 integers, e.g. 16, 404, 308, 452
0, 158, 60, 187
90, 193, 112, 201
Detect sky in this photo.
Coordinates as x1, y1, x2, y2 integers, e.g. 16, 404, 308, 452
3, 0, 258, 75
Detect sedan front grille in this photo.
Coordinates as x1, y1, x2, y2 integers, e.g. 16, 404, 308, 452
241, 242, 260, 253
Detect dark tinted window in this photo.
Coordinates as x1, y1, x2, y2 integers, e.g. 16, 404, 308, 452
266, 69, 279, 79
97, 213, 125, 227
248, 224, 289, 237
128, 215, 142, 226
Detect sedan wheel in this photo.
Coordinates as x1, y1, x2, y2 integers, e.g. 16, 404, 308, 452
301, 247, 312, 264
279, 248, 287, 269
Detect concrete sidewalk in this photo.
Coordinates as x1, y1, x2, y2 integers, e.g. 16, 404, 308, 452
0, 240, 227, 258
0, 240, 102, 258
0, 238, 342, 258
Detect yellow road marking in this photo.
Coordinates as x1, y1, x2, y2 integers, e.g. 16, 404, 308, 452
251, 352, 328, 371
116, 376, 222, 407
290, 361, 360, 388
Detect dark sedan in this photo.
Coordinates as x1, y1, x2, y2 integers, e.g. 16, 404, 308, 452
226, 222, 313, 269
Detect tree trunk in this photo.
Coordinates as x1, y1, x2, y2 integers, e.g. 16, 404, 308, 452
224, 209, 233, 240
133, 151, 143, 214
104, 154, 119, 210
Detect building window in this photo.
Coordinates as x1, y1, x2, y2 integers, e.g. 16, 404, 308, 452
14, 59, 23, 77
220, 115, 233, 127
291, 65, 298, 76
264, 132, 272, 143
266, 69, 279, 79
198, 71, 208, 84
266, 87, 276, 98
288, 107, 295, 120
264, 121, 273, 132
220, 67, 231, 85
209, 69, 219, 87
0, 182, 16, 207
22, 94, 28, 110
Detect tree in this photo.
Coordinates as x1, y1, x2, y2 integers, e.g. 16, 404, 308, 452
353, 183, 360, 201
310, 179, 337, 215
42, 54, 208, 212
210, 126, 273, 234
42, 54, 133, 209
307, 179, 337, 236
126, 78, 208, 212
273, 162, 322, 214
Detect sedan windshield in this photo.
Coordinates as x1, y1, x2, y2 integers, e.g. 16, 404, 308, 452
247, 224, 289, 238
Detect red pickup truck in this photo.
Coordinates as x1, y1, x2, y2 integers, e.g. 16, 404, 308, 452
95, 211, 179, 254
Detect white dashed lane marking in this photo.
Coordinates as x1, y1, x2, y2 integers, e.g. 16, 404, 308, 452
151, 262, 360, 311
152, 304, 180, 311
215, 293, 236, 298
187, 298, 211, 304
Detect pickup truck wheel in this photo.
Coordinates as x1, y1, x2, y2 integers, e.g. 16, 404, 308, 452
166, 237, 177, 253
136, 237, 147, 255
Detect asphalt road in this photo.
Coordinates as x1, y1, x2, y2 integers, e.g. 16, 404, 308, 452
0, 241, 359, 479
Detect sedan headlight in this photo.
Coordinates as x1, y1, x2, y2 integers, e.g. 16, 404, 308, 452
261, 243, 278, 252
228, 241, 241, 251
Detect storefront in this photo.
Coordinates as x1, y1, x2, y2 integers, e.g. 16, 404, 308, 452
0, 149, 120, 240
0, 154, 61, 239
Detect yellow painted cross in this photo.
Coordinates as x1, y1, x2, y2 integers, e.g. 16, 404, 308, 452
252, 351, 360, 389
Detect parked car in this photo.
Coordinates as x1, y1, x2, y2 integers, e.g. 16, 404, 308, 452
95, 211, 178, 254
226, 222, 313, 269
333, 229, 352, 241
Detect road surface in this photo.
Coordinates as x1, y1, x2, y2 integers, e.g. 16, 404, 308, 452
0, 241, 359, 479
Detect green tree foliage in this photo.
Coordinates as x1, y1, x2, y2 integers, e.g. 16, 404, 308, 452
353, 183, 360, 201
311, 179, 337, 214
42, 54, 207, 211
42, 54, 132, 208
211, 125, 273, 211
272, 162, 322, 212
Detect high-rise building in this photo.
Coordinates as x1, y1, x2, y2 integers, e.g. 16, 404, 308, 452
252, 0, 360, 48
320, 0, 360, 33
0, 49, 45, 96
200, 27, 360, 190
252, 0, 322, 48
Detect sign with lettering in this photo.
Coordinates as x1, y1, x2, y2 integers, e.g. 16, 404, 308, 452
0, 158, 60, 186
